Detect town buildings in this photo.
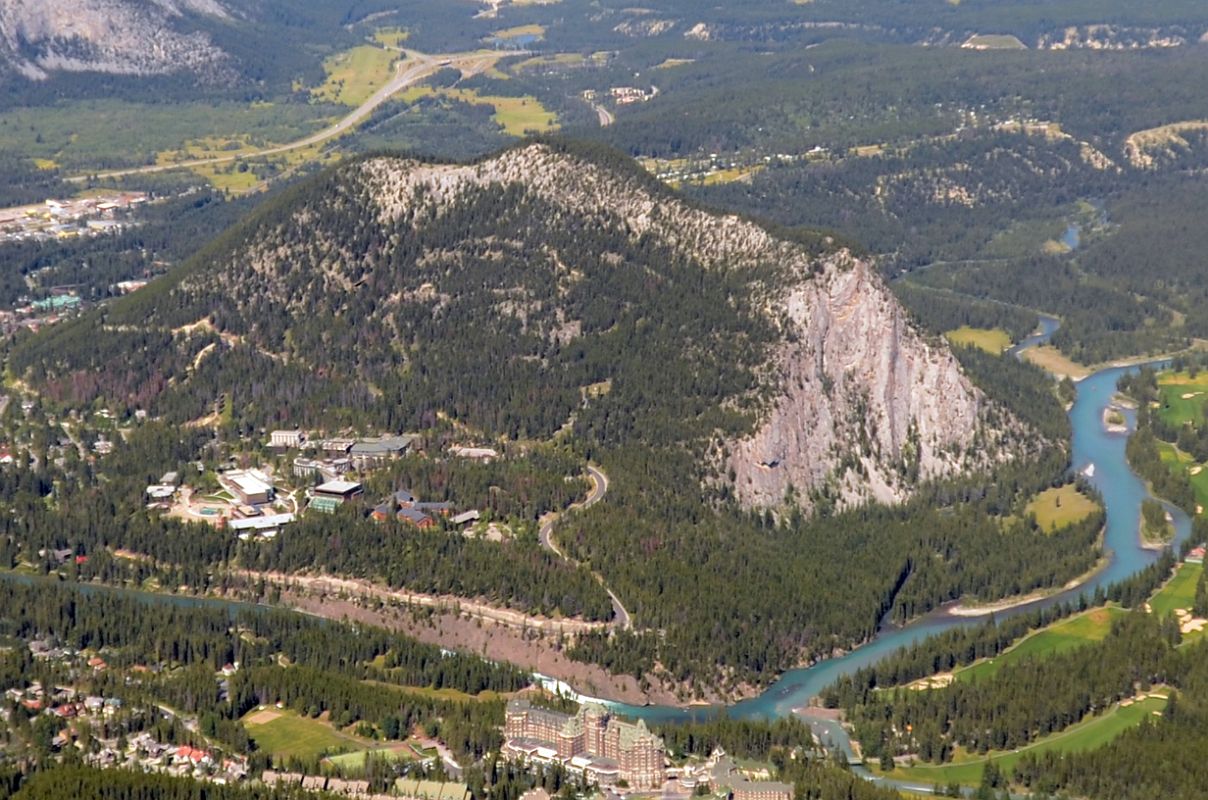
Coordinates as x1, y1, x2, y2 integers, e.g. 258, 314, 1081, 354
503, 699, 666, 790
224, 469, 274, 505
314, 479, 364, 503
269, 430, 306, 449
350, 434, 417, 468
710, 756, 793, 800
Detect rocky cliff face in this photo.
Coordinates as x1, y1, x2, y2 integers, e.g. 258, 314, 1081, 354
726, 256, 1011, 511
0, 0, 232, 81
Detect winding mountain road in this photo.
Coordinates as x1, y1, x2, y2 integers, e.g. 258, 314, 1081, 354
539, 465, 631, 629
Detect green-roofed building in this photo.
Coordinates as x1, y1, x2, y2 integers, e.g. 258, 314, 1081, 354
32, 295, 81, 312
308, 496, 343, 514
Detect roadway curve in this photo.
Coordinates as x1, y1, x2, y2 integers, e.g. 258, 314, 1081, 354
539, 465, 632, 629
68, 49, 523, 183
592, 103, 615, 127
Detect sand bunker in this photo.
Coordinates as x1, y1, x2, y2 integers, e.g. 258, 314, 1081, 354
909, 673, 954, 690
1183, 392, 1205, 400
1174, 609, 1207, 634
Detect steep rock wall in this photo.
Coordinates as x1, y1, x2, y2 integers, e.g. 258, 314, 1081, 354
728, 258, 1004, 511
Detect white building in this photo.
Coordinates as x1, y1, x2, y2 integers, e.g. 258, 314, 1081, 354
225, 469, 274, 505
269, 430, 305, 449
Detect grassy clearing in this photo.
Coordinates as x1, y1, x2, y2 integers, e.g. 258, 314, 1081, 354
312, 44, 398, 107
244, 709, 365, 761
373, 27, 409, 48
876, 694, 1166, 786
511, 53, 585, 72
656, 58, 696, 69
1023, 345, 1090, 380
510, 52, 607, 73
945, 326, 1011, 354
401, 86, 556, 136
1025, 484, 1100, 532
700, 165, 764, 185
957, 607, 1123, 684
1150, 561, 1202, 618
490, 24, 545, 40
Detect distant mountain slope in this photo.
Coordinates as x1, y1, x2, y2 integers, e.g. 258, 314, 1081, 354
0, 0, 235, 82
11, 141, 1034, 510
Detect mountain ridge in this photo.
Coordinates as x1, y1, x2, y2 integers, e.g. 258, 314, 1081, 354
12, 140, 1034, 510
0, 0, 235, 82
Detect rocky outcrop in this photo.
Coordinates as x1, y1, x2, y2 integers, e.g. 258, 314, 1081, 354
360, 144, 1029, 511
0, 0, 233, 81
727, 257, 1011, 511
158, 143, 1031, 513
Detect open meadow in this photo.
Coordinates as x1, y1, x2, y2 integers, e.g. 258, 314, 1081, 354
243, 709, 367, 762
1025, 483, 1100, 532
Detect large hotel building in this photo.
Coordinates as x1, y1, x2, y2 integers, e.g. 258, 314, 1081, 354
502, 699, 666, 790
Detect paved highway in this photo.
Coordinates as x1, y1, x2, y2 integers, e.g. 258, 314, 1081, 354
68, 48, 523, 183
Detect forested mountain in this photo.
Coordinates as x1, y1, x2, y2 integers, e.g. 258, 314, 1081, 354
10, 140, 1034, 513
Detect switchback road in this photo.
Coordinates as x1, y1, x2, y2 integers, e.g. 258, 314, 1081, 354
539, 465, 632, 629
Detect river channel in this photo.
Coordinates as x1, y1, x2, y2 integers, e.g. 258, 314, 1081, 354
0, 313, 1186, 792
606, 315, 1190, 752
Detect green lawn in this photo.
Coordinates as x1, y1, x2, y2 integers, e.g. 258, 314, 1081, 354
1156, 371, 1208, 427
957, 607, 1123, 683
876, 695, 1167, 787
326, 744, 417, 771
244, 710, 365, 761
944, 326, 1011, 354
1155, 440, 1208, 511
1025, 484, 1100, 532
1150, 562, 1203, 618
